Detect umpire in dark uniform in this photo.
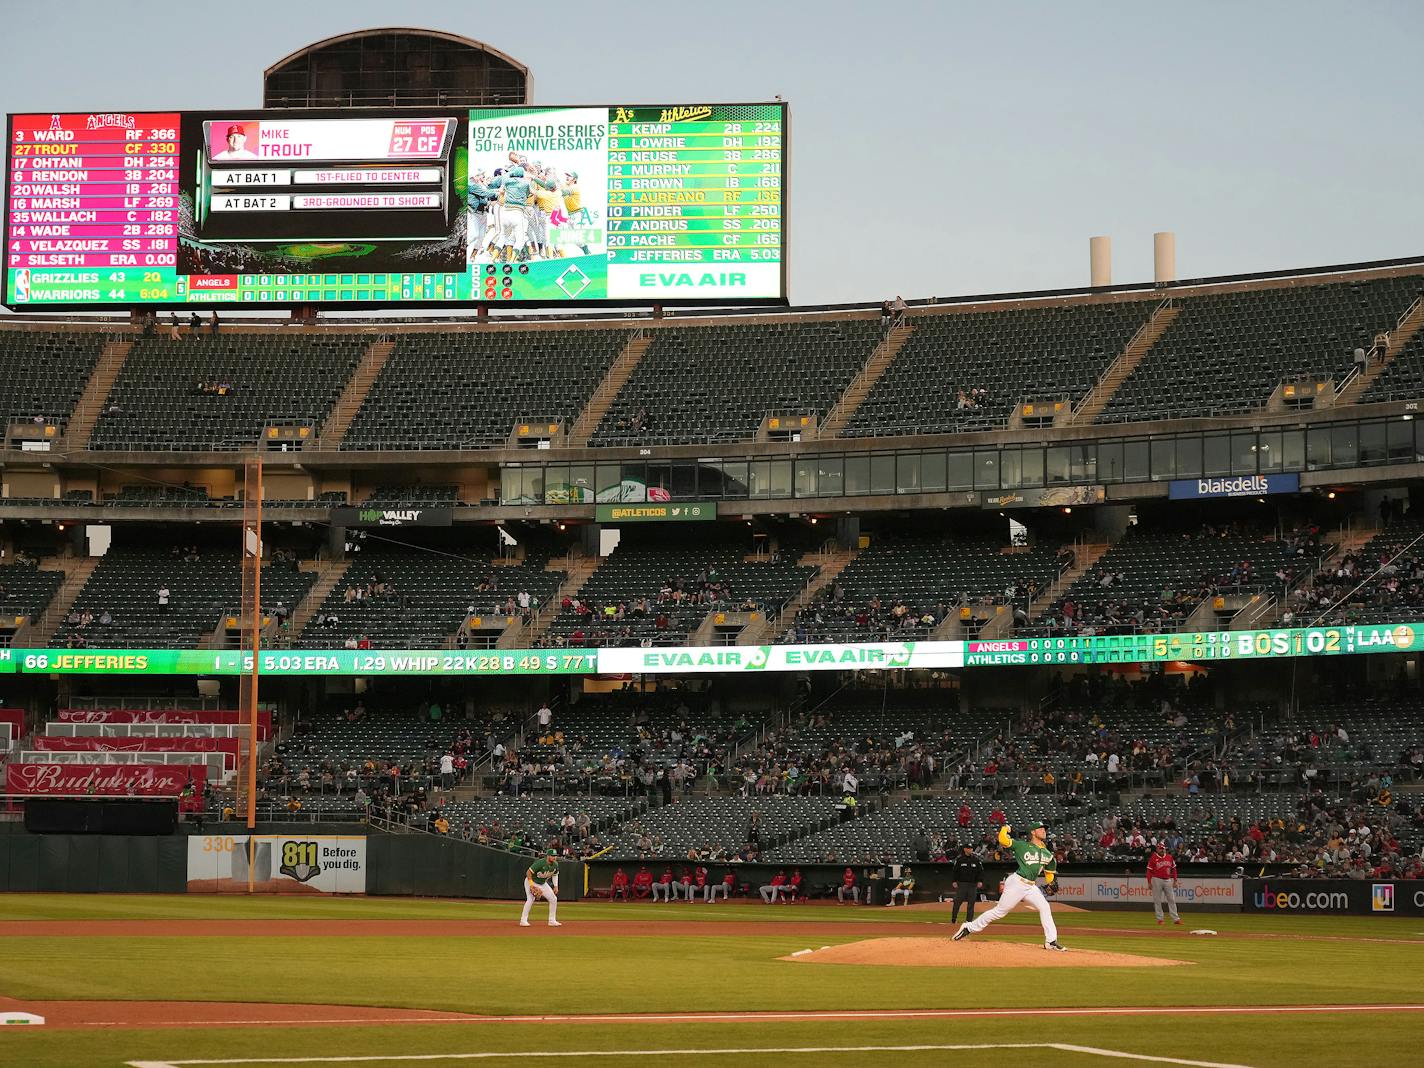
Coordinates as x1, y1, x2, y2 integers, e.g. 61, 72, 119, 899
949, 842, 984, 923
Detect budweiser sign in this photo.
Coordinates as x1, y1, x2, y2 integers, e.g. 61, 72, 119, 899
56, 708, 270, 737
6, 762, 205, 799
57, 708, 252, 724
34, 736, 237, 754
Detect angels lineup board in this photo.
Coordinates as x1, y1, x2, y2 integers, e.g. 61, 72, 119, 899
4, 103, 787, 308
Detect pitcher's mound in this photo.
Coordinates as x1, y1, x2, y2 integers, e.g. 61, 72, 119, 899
780, 937, 1188, 968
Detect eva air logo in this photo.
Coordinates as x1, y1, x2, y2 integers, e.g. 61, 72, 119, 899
557, 264, 590, 298
279, 841, 322, 883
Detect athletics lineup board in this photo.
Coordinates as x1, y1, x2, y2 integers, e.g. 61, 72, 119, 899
3, 104, 787, 308
0, 622, 1419, 676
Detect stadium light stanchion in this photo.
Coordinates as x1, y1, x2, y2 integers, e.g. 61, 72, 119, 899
239, 457, 263, 840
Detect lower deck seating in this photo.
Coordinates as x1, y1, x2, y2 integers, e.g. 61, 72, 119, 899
299, 543, 565, 649
55, 539, 315, 648
545, 530, 815, 647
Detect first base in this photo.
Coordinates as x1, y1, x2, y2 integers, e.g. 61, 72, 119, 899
1, 1012, 44, 1025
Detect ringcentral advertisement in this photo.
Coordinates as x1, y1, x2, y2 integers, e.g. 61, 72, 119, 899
0, 620, 1422, 676
4, 103, 787, 308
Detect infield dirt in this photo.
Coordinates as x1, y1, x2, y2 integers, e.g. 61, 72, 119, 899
781, 937, 1189, 967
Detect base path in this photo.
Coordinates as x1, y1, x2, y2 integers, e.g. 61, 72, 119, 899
0, 917, 1418, 945
780, 937, 1188, 968
5, 999, 1424, 1031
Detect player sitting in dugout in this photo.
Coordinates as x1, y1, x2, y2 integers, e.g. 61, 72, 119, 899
887, 867, 915, 906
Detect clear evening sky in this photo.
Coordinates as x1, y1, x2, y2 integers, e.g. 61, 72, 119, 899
4, 0, 1420, 306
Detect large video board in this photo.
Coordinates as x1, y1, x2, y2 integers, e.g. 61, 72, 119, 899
3, 104, 787, 309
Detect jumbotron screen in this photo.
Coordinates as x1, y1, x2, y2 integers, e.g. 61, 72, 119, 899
3, 103, 787, 308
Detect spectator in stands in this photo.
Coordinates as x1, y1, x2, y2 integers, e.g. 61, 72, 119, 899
157, 585, 170, 613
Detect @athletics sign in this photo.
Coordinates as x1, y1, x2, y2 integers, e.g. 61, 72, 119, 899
596, 502, 715, 523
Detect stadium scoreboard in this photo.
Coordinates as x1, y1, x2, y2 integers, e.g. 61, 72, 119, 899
964, 624, 1419, 665
2, 622, 1418, 676
4, 103, 787, 309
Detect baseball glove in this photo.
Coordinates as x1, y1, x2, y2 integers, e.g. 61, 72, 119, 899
1043, 880, 1059, 897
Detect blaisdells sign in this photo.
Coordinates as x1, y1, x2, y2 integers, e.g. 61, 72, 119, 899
1168, 473, 1301, 500
331, 506, 453, 528
187, 834, 366, 894
595, 502, 716, 523
1052, 876, 1242, 906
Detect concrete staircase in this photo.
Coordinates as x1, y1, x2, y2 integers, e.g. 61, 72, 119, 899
1334, 296, 1424, 406
741, 545, 859, 643
13, 557, 99, 647
286, 558, 351, 641
1069, 298, 1180, 426
317, 339, 395, 447
1023, 541, 1113, 622
511, 554, 603, 647
818, 323, 914, 438
63, 340, 132, 449
566, 331, 653, 445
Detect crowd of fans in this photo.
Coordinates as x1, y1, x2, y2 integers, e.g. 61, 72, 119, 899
724, 706, 957, 798
1038, 521, 1317, 637
1086, 780, 1424, 879
1285, 534, 1424, 625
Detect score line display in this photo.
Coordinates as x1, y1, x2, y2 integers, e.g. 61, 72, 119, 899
4, 103, 787, 309
1, 622, 1419, 677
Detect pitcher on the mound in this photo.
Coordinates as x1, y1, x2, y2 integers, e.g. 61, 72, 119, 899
953, 821, 1065, 951
520, 850, 563, 927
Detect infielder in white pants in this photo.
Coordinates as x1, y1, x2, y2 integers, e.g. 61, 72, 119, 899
1146, 842, 1182, 924
520, 851, 562, 927
954, 821, 1065, 950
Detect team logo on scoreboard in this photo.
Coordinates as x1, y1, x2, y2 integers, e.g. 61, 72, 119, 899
279, 840, 323, 883
1371, 883, 1395, 912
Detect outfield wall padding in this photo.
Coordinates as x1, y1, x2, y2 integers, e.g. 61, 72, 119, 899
366, 833, 580, 901
0, 833, 187, 892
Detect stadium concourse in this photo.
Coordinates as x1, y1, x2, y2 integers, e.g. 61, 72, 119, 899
2, 258, 1424, 1068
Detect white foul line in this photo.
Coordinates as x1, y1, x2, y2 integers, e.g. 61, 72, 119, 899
90, 1003, 1424, 1030
125, 1044, 1256, 1068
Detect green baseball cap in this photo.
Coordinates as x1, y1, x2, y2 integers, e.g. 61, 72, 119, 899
1026, 821, 1047, 832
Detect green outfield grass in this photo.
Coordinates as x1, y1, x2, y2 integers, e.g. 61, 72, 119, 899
0, 895, 1421, 1068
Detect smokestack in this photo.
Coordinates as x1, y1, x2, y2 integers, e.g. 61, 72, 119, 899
1090, 236, 1112, 287
1154, 232, 1176, 284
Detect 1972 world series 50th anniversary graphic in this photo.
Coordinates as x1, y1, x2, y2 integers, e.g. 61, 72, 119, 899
4, 103, 786, 309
